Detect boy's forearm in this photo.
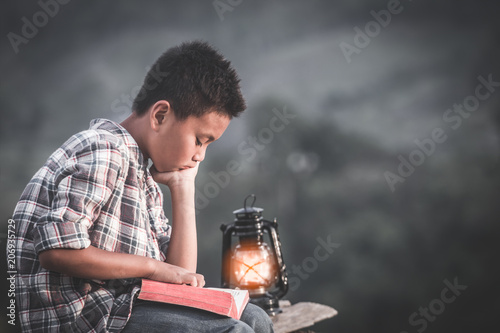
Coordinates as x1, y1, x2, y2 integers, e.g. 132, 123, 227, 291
165, 182, 198, 272
39, 244, 205, 286
39, 245, 156, 280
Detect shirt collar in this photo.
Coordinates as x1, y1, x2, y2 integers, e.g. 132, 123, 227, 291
89, 118, 148, 169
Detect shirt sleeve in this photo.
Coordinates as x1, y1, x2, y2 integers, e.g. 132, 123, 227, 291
33, 137, 125, 255
146, 180, 171, 259
156, 205, 172, 257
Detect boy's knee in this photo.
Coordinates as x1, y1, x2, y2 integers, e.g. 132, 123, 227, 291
229, 321, 256, 333
239, 303, 274, 333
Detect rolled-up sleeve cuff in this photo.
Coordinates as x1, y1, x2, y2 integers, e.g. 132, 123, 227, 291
158, 235, 171, 256
34, 221, 91, 254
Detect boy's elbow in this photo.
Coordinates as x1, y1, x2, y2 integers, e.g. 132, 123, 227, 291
39, 247, 93, 275
39, 249, 63, 271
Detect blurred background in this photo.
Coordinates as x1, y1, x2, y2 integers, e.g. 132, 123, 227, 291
1, 0, 500, 332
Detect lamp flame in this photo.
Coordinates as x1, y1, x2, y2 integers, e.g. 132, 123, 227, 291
225, 242, 278, 290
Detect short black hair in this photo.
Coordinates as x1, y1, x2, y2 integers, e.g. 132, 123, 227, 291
132, 40, 246, 119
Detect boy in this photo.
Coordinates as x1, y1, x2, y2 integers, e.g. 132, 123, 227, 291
12, 41, 274, 332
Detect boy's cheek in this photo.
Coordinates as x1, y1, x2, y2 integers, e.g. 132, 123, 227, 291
150, 160, 166, 173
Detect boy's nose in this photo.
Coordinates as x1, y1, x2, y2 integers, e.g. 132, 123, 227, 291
193, 149, 206, 163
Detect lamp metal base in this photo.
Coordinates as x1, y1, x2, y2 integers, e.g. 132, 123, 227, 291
250, 295, 282, 316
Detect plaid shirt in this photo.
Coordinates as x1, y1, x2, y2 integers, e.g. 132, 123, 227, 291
12, 118, 171, 332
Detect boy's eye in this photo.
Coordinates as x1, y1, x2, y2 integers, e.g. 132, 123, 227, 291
196, 138, 203, 147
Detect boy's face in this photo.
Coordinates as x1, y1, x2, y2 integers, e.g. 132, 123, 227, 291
148, 109, 231, 173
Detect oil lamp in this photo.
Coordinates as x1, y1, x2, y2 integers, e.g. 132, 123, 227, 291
220, 194, 288, 316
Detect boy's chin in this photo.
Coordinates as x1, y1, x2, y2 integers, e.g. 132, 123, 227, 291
157, 167, 176, 173
152, 163, 188, 173
151, 164, 173, 173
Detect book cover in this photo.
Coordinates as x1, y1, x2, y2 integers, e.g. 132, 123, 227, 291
137, 279, 250, 320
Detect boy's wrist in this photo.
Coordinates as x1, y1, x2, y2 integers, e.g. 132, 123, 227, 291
144, 257, 160, 279
167, 179, 195, 192
169, 182, 196, 215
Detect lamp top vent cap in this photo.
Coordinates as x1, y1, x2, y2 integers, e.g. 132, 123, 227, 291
233, 194, 263, 220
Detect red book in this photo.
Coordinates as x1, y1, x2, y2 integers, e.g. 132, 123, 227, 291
138, 279, 250, 320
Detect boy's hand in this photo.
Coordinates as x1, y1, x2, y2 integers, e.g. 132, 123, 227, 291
147, 260, 205, 287
150, 162, 199, 189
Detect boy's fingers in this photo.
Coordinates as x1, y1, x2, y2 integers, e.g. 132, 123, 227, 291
196, 274, 205, 287
186, 274, 199, 287
187, 273, 205, 288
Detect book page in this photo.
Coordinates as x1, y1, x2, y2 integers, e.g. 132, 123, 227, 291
206, 288, 249, 309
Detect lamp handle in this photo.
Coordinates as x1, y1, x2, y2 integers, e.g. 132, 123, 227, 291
262, 219, 289, 299
243, 194, 257, 212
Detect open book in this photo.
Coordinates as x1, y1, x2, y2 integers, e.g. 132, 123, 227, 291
138, 279, 250, 320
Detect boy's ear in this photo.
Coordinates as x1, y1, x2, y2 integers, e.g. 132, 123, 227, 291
149, 100, 172, 131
